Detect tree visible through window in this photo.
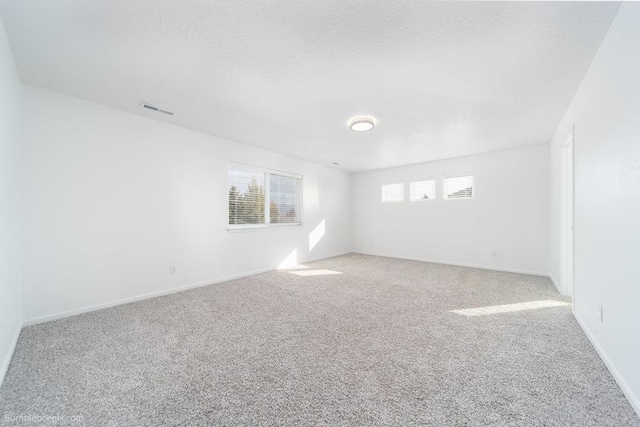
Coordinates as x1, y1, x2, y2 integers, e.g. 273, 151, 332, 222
269, 174, 298, 223
228, 163, 301, 226
228, 174, 265, 225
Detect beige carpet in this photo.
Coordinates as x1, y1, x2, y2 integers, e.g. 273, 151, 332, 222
1, 254, 637, 426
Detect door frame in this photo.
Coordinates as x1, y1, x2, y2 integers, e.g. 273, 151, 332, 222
561, 126, 575, 303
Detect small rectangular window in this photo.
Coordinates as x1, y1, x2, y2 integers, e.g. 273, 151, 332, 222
228, 163, 302, 228
444, 175, 474, 200
410, 180, 436, 201
382, 182, 404, 202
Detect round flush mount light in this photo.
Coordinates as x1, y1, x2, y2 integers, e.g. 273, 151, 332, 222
349, 117, 375, 132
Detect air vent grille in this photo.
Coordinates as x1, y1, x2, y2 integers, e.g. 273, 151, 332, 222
140, 102, 174, 116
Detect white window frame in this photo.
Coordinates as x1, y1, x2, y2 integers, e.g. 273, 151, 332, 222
443, 174, 474, 200
227, 162, 303, 231
381, 181, 405, 203
410, 178, 437, 202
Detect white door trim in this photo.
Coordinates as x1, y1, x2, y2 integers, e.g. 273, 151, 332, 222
561, 126, 575, 301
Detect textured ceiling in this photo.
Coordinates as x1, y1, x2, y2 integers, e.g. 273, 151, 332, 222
0, 1, 621, 171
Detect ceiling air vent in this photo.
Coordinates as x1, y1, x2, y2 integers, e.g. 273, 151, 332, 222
139, 102, 174, 116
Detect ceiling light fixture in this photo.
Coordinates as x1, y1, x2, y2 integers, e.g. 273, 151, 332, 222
349, 117, 375, 132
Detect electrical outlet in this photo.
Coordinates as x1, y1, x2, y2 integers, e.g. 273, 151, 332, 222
170, 265, 177, 275
493, 251, 498, 258
598, 305, 604, 322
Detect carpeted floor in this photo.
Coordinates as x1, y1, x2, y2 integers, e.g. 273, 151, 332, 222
0, 254, 638, 426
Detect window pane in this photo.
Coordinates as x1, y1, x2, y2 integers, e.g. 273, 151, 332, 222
228, 166, 265, 224
444, 175, 474, 199
269, 174, 300, 224
382, 183, 404, 202
410, 180, 436, 200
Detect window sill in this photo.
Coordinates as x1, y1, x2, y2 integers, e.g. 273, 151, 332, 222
226, 223, 303, 232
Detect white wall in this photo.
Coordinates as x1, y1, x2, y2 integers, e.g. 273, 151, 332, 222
21, 86, 351, 323
549, 3, 640, 414
352, 145, 549, 275
0, 16, 22, 386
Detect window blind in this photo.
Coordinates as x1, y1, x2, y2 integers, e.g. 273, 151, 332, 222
228, 165, 266, 225
444, 175, 474, 199
410, 180, 436, 200
382, 183, 404, 202
228, 163, 302, 227
269, 174, 301, 224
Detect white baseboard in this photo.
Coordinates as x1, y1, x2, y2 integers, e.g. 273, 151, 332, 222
22, 250, 353, 327
574, 313, 640, 417
300, 251, 353, 265
354, 251, 549, 277
0, 323, 22, 389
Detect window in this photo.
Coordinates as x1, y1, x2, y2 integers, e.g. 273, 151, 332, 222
228, 163, 302, 227
381, 182, 404, 202
269, 174, 300, 224
410, 180, 436, 201
444, 175, 474, 199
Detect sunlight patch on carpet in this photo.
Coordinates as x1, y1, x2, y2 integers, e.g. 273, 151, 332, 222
288, 269, 343, 277
451, 300, 571, 317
